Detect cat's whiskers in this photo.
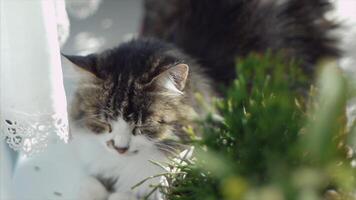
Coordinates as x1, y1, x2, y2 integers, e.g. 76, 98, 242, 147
143, 135, 184, 155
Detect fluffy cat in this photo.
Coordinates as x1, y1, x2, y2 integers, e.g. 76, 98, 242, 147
65, 39, 213, 200
64, 0, 338, 199
141, 0, 339, 85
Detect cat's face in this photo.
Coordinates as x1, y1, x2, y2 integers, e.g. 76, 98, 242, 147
66, 39, 194, 155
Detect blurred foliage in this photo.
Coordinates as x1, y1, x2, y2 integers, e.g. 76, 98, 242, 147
153, 53, 356, 200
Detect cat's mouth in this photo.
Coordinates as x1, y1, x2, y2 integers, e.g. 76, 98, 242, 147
106, 140, 139, 155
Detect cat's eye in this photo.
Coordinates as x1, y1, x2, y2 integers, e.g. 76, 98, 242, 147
158, 119, 166, 124
87, 121, 112, 134
132, 127, 141, 136
107, 124, 112, 133
88, 124, 105, 134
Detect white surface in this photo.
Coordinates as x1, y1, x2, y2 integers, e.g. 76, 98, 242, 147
1, 142, 14, 200
12, 137, 84, 200
332, 0, 356, 73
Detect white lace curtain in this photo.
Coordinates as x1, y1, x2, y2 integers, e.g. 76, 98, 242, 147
0, 0, 70, 155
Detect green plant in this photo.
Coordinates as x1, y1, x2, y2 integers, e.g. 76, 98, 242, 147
161, 54, 356, 200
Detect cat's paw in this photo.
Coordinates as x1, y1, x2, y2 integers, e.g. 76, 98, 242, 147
77, 176, 109, 200
108, 192, 137, 200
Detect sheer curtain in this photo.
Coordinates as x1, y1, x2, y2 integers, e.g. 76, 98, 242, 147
0, 0, 69, 155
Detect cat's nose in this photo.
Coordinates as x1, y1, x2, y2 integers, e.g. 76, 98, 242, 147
106, 139, 129, 154
115, 146, 129, 154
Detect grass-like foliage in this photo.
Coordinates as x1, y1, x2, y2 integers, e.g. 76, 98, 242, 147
159, 53, 356, 200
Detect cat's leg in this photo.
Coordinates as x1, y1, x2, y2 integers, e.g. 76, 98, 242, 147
107, 192, 137, 200
77, 176, 109, 200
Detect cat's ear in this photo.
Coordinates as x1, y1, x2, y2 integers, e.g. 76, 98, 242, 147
152, 63, 189, 94
62, 53, 101, 78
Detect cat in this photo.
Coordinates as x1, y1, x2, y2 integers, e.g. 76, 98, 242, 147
64, 0, 338, 199
141, 0, 339, 85
64, 39, 214, 200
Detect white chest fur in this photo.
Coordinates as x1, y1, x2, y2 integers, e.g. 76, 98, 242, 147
71, 124, 167, 200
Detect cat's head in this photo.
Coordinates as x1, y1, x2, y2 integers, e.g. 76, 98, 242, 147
64, 39, 195, 155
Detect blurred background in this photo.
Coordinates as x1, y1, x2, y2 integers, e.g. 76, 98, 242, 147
62, 0, 143, 101
1, 0, 356, 199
